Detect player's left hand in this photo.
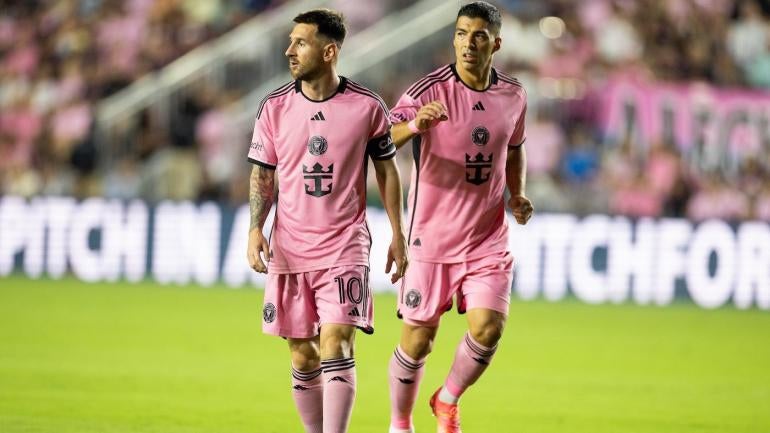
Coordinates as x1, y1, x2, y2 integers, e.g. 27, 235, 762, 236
508, 195, 534, 225
386, 233, 409, 283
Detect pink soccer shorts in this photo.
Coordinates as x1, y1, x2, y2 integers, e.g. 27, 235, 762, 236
398, 251, 514, 326
262, 265, 373, 339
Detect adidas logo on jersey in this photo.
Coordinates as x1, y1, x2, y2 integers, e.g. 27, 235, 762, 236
472, 101, 485, 111
348, 307, 361, 317
412, 238, 422, 247
310, 111, 326, 121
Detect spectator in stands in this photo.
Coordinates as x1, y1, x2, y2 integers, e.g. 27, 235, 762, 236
727, 0, 769, 68
0, 0, 765, 223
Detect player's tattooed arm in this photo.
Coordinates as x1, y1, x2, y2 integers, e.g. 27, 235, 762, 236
391, 101, 448, 149
249, 165, 275, 231
247, 165, 275, 273
506, 145, 534, 225
373, 158, 409, 283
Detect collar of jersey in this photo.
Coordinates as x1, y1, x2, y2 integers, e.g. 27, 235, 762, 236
450, 63, 498, 93
294, 76, 348, 103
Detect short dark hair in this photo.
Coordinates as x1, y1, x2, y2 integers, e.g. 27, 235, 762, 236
293, 9, 346, 46
457, 1, 502, 34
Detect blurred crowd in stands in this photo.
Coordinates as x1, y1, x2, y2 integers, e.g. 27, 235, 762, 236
0, 0, 282, 198
2, 0, 770, 222
491, 0, 770, 221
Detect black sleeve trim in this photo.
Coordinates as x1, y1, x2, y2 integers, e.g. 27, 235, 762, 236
248, 157, 276, 170
371, 149, 397, 161
366, 133, 396, 160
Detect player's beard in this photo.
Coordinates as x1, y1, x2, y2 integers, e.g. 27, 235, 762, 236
290, 59, 323, 81
458, 51, 491, 74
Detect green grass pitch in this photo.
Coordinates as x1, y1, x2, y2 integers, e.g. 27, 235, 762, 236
1, 276, 769, 433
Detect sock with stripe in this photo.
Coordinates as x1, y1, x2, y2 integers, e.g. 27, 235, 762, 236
321, 357, 356, 433
388, 346, 426, 432
440, 332, 498, 404
291, 367, 324, 433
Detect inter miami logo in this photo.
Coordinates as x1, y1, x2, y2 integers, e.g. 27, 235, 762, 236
405, 289, 422, 309
263, 302, 276, 323
466, 153, 493, 185
472, 126, 490, 146
307, 136, 328, 156
303, 163, 333, 197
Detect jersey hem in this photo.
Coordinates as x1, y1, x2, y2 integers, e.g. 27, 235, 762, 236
408, 247, 509, 264
267, 260, 370, 274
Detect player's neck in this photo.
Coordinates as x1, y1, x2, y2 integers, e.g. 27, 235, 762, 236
455, 64, 491, 91
301, 71, 340, 101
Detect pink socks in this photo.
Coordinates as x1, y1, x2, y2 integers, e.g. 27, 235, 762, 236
442, 333, 497, 402
321, 357, 356, 433
291, 367, 324, 433
388, 346, 426, 430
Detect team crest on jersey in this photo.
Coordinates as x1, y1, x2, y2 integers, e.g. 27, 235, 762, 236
303, 163, 333, 197
263, 302, 276, 323
471, 126, 490, 146
307, 136, 328, 156
466, 152, 494, 185
405, 289, 422, 308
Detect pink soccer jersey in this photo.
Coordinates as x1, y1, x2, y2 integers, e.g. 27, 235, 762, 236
391, 64, 527, 263
248, 78, 396, 273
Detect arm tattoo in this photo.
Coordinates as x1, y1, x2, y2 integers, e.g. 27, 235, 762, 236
249, 166, 275, 231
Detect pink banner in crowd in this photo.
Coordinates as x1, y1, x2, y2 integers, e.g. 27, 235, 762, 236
599, 76, 770, 157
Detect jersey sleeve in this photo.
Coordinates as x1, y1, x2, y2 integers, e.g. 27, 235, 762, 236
367, 103, 396, 161
389, 92, 420, 125
247, 104, 278, 169
508, 98, 527, 148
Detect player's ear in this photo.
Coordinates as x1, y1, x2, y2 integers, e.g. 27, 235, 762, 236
323, 42, 339, 63
492, 36, 501, 54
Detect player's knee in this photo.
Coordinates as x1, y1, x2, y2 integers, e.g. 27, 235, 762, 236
470, 320, 504, 347
288, 341, 321, 371
401, 326, 436, 359
403, 336, 433, 359
320, 327, 356, 359
291, 352, 321, 371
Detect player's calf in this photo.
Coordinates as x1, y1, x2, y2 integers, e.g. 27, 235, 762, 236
288, 338, 323, 433
320, 324, 357, 433
388, 324, 437, 431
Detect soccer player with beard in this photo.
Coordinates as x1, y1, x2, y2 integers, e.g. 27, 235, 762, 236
246, 9, 408, 433
386, 3, 533, 432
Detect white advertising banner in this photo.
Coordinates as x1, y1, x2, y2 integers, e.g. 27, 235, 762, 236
1, 197, 768, 310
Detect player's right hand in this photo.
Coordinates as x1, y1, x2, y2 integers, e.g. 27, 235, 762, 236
414, 100, 448, 131
386, 233, 408, 284
247, 229, 270, 274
